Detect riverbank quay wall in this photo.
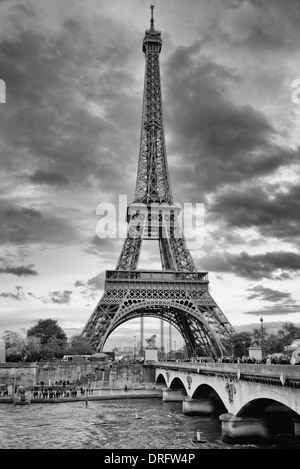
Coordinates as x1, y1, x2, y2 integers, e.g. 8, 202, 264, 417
0, 362, 156, 389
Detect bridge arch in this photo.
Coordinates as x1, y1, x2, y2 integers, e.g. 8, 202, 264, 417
156, 373, 167, 386
169, 377, 188, 395
236, 397, 300, 438
192, 383, 220, 399
191, 383, 228, 415
238, 397, 300, 417
236, 387, 300, 417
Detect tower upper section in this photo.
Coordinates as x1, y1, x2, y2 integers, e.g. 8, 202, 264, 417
134, 6, 173, 205
142, 5, 162, 54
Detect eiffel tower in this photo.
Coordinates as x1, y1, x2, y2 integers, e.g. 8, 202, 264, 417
81, 6, 235, 358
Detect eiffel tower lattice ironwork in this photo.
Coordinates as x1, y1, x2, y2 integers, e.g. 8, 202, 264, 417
81, 6, 235, 357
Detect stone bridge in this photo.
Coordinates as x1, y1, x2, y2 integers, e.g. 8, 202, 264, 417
154, 361, 300, 443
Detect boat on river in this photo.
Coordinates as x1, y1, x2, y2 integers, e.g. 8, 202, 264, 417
13, 394, 31, 405
13, 388, 31, 405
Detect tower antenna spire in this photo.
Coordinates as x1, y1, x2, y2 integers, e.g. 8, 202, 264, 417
150, 4, 155, 30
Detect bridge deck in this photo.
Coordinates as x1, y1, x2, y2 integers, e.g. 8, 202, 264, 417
155, 361, 300, 382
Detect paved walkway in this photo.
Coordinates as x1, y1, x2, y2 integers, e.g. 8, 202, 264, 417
0, 388, 162, 404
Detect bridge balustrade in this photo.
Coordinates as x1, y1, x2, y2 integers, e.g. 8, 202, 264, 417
155, 361, 300, 385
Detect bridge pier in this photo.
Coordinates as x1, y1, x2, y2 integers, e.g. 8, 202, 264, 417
182, 397, 218, 416
219, 413, 269, 444
294, 420, 300, 437
162, 387, 186, 402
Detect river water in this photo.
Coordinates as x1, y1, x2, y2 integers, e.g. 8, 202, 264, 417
0, 397, 299, 451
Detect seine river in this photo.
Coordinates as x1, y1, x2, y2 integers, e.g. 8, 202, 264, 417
1, 397, 299, 452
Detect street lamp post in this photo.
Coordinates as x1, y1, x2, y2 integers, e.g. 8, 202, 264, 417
134, 335, 136, 360
260, 317, 264, 360
242, 341, 246, 356
230, 331, 235, 358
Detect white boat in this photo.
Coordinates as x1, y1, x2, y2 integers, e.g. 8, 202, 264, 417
13, 388, 31, 405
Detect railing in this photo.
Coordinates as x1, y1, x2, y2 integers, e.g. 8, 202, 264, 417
106, 270, 208, 282
155, 361, 300, 382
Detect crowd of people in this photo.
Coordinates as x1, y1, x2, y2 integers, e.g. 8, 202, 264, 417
30, 385, 94, 399
0, 384, 94, 400
171, 354, 292, 365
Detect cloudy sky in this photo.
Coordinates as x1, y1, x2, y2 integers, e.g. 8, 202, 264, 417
0, 0, 299, 349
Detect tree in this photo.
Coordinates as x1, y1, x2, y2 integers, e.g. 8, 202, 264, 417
27, 319, 67, 345
247, 322, 300, 356
2, 330, 27, 362
42, 337, 67, 360
66, 335, 94, 355
265, 333, 283, 355
26, 319, 68, 361
221, 332, 252, 357
278, 322, 300, 346
24, 336, 42, 362
232, 332, 252, 357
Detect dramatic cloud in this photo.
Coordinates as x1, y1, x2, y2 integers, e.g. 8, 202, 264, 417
0, 286, 25, 301
0, 0, 300, 340
199, 251, 300, 280
74, 280, 85, 288
26, 289, 73, 305
0, 4, 139, 195
0, 199, 80, 246
74, 271, 105, 304
244, 304, 300, 317
246, 285, 294, 303
219, 0, 300, 51
85, 235, 123, 264
86, 273, 105, 290
0, 264, 38, 276
28, 170, 69, 187
243, 284, 299, 318
208, 183, 300, 242
163, 42, 298, 201
48, 290, 73, 305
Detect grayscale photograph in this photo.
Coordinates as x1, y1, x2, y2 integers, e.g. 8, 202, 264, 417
0, 0, 299, 456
